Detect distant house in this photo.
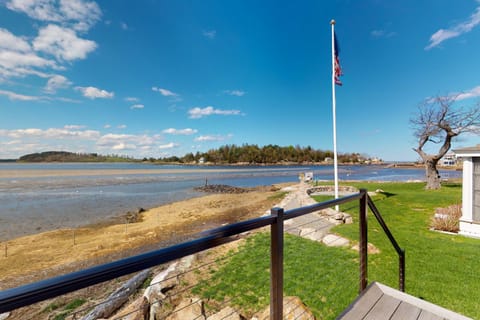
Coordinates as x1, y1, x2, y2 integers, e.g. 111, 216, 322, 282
304, 172, 313, 182
441, 152, 456, 166
198, 157, 205, 164
453, 145, 480, 238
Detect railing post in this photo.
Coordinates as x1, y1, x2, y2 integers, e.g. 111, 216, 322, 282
359, 189, 368, 293
399, 249, 405, 292
270, 207, 284, 320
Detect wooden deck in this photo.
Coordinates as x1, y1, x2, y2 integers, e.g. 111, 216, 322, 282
337, 282, 472, 320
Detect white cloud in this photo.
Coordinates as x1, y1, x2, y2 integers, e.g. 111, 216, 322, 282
0, 126, 172, 158
0, 33, 60, 81
0, 127, 100, 140
44, 74, 71, 93
224, 89, 246, 96
96, 133, 161, 150
188, 106, 243, 119
454, 85, 480, 100
202, 30, 216, 39
1, 1, 99, 85
64, 124, 85, 129
117, 124, 127, 129
6, 0, 62, 22
158, 142, 179, 149
33, 24, 97, 61
59, 0, 102, 31
6, 0, 101, 32
0, 28, 31, 52
75, 86, 114, 99
0, 50, 57, 70
194, 134, 231, 142
0, 89, 41, 101
162, 128, 198, 135
104, 124, 111, 129
125, 97, 139, 102
426, 5, 480, 49
112, 142, 136, 150
152, 86, 179, 97
121, 22, 128, 30
130, 104, 144, 110
371, 29, 396, 38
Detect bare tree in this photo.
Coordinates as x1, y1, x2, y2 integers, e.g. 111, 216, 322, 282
411, 96, 480, 189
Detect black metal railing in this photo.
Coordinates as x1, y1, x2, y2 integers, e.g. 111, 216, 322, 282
0, 188, 404, 319
368, 196, 406, 292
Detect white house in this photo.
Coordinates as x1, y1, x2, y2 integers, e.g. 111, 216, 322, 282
441, 152, 456, 166
453, 145, 480, 238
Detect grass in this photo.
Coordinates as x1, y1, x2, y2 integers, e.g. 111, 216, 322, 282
43, 298, 86, 320
194, 181, 480, 319
329, 181, 480, 318
193, 233, 358, 319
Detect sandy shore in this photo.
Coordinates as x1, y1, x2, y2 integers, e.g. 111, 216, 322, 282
0, 184, 292, 289
0, 167, 300, 178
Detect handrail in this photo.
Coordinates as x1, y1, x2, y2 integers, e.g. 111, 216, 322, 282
0, 189, 405, 319
0, 214, 277, 313
367, 195, 406, 292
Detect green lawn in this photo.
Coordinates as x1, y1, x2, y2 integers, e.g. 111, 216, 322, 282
195, 182, 480, 319
325, 182, 480, 319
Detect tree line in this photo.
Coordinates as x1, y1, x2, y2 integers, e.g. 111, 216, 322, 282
17, 145, 373, 165
18, 151, 135, 162
156, 144, 369, 164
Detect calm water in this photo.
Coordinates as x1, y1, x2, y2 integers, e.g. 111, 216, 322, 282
0, 163, 461, 240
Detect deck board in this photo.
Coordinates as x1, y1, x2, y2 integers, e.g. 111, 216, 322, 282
363, 294, 400, 320
337, 282, 472, 320
336, 284, 383, 320
390, 301, 421, 320
418, 310, 445, 320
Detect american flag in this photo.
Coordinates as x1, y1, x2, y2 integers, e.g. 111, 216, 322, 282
334, 32, 343, 86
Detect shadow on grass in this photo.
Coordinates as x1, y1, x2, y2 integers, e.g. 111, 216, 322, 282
442, 183, 462, 189
377, 191, 396, 198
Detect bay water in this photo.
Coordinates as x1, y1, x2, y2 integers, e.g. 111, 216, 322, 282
0, 163, 461, 241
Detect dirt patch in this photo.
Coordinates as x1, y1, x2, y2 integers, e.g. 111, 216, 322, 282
0, 184, 292, 291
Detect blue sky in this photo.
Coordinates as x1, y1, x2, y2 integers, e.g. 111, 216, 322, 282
1, 0, 480, 161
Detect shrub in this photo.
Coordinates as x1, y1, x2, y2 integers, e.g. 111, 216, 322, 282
431, 204, 462, 233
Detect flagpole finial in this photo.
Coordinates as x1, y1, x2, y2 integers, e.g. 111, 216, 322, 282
330, 19, 336, 25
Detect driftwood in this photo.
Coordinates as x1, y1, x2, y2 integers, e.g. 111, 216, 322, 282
81, 269, 151, 320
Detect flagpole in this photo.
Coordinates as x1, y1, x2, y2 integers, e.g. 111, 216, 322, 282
331, 19, 339, 211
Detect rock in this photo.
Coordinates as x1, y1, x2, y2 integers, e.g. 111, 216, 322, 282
207, 306, 242, 320
109, 296, 149, 320
194, 184, 249, 194
334, 213, 344, 220
165, 297, 205, 320
322, 234, 350, 247
0, 312, 10, 320
327, 217, 344, 225
343, 213, 353, 224
253, 296, 315, 320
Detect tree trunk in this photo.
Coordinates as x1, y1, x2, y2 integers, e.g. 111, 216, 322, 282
81, 269, 151, 320
425, 159, 441, 190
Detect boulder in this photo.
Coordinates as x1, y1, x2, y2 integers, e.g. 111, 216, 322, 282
166, 297, 205, 320
0, 312, 10, 320
207, 306, 243, 320
253, 296, 315, 320
343, 213, 353, 224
